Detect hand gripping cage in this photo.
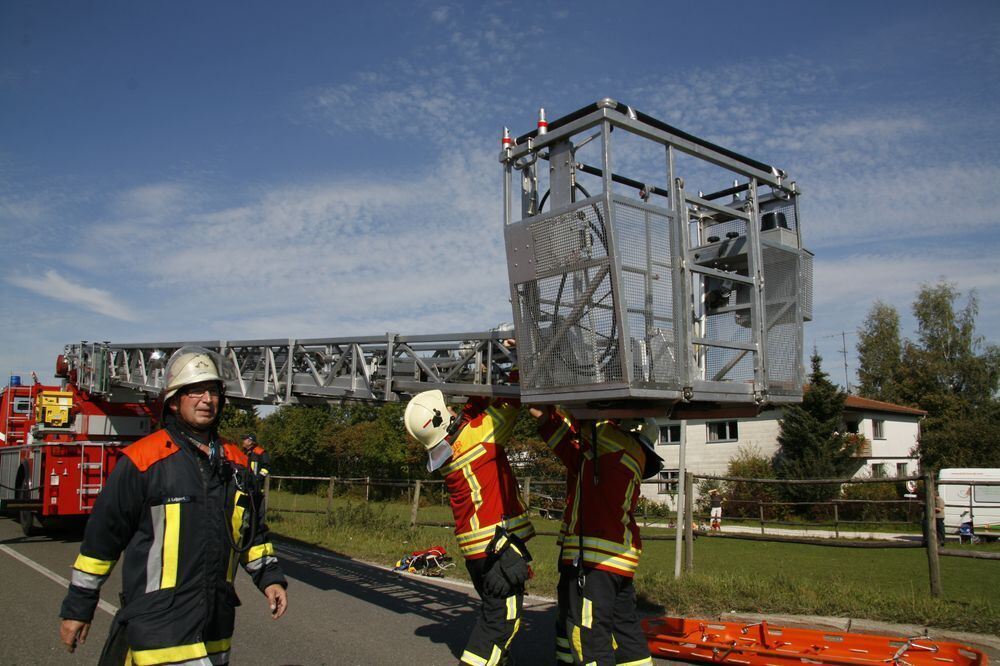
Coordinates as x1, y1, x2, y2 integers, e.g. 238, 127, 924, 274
501, 99, 812, 411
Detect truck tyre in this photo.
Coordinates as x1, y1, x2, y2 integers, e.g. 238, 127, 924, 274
19, 507, 36, 536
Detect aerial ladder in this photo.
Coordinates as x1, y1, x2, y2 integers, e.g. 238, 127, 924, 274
59, 98, 812, 416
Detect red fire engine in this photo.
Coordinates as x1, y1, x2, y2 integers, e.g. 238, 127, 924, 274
0, 360, 153, 535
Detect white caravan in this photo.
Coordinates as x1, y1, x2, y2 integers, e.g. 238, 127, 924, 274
938, 468, 1000, 542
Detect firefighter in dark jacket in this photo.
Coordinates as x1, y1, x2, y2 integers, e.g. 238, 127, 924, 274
241, 433, 270, 482
58, 346, 288, 665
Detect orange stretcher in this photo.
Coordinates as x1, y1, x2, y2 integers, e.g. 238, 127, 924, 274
643, 617, 989, 666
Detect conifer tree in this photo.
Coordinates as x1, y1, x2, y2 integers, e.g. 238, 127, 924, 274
774, 351, 859, 508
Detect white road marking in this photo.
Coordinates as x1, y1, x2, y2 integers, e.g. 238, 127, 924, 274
0, 544, 118, 616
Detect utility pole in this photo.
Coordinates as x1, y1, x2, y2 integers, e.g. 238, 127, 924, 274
819, 331, 853, 393
840, 331, 850, 394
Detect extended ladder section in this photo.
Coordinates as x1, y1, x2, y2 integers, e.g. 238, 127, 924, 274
62, 332, 518, 406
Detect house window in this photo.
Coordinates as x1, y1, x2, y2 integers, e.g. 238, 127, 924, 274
846, 421, 859, 434
896, 463, 908, 477
658, 469, 679, 495
707, 420, 739, 442
871, 463, 887, 478
872, 419, 885, 439
659, 424, 681, 444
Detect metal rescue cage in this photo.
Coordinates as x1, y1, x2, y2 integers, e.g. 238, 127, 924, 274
501, 99, 812, 410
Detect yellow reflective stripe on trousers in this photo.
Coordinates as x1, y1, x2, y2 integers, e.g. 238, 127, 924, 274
160, 502, 181, 589
460, 644, 503, 666
556, 633, 574, 663
74, 553, 115, 575
129, 641, 207, 666
581, 597, 593, 629
505, 595, 518, 621
505, 617, 521, 649
616, 658, 653, 665
571, 625, 584, 662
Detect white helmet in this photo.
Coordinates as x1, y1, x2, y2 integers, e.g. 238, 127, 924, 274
404, 390, 455, 472
161, 346, 226, 403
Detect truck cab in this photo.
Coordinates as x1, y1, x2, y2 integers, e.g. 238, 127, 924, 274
1, 373, 153, 534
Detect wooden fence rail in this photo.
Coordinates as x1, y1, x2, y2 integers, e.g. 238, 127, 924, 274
264, 472, 998, 598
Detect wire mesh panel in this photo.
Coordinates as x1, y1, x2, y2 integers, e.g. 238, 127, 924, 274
762, 244, 804, 395
800, 250, 814, 322
512, 198, 623, 392
613, 197, 679, 388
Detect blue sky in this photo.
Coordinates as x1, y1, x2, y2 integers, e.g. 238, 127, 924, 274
2, 0, 998, 392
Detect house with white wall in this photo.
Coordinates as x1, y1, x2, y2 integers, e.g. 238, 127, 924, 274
644, 395, 925, 507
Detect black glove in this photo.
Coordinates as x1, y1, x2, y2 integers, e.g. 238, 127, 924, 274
482, 526, 532, 597
483, 560, 514, 597
497, 542, 531, 587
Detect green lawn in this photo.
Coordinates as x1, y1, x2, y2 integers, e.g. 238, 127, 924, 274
264, 490, 1000, 635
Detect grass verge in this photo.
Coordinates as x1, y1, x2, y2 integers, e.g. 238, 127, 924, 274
264, 491, 999, 635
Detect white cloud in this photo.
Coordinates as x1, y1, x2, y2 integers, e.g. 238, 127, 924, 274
7, 270, 137, 322
808, 243, 1000, 385
430, 5, 449, 23
804, 162, 1000, 247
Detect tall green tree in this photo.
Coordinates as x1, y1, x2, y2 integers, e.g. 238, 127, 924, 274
258, 405, 335, 475
216, 403, 259, 443
896, 283, 1000, 469
325, 402, 413, 478
856, 301, 902, 402
774, 352, 860, 508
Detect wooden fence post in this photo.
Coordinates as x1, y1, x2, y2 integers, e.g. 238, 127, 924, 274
684, 472, 694, 573
326, 476, 335, 516
924, 473, 942, 596
262, 475, 270, 515
410, 479, 422, 527
365, 476, 371, 502
833, 503, 840, 538
523, 477, 532, 512
759, 501, 765, 534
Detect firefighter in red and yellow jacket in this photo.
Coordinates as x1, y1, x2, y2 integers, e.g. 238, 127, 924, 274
59, 347, 287, 666
405, 388, 535, 666
533, 407, 662, 666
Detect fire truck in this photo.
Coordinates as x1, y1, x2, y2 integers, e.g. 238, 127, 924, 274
0, 361, 153, 535
1, 99, 811, 533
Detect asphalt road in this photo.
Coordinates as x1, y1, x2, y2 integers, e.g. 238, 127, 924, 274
0, 515, 565, 665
